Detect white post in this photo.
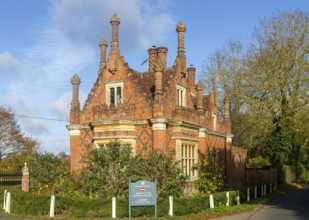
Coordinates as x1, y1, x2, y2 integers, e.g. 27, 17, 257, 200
261, 185, 264, 196
247, 188, 250, 202
112, 197, 116, 218
264, 184, 267, 195
3, 189, 7, 210
270, 183, 272, 193
226, 192, 229, 206
49, 195, 55, 218
236, 190, 240, 205
169, 196, 173, 217
254, 186, 257, 199
5, 192, 10, 214
209, 194, 214, 208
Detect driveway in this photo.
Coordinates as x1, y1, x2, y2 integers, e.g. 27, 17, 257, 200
210, 188, 309, 220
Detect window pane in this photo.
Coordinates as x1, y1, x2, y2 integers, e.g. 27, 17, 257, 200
189, 159, 191, 176
181, 144, 196, 178
182, 159, 184, 175
117, 87, 121, 103
180, 90, 183, 106
192, 159, 195, 176
181, 145, 184, 157
192, 146, 194, 157
110, 88, 115, 104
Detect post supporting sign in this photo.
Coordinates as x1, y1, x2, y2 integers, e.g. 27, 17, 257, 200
129, 179, 157, 218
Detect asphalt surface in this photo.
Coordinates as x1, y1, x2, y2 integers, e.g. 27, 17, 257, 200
211, 188, 309, 220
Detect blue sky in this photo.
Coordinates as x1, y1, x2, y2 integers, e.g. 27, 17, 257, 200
0, 0, 308, 154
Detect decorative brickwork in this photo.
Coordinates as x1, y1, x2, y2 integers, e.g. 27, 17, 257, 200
99, 39, 108, 69
67, 14, 243, 188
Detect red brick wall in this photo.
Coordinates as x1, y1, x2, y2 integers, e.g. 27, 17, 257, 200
227, 146, 247, 188
68, 16, 237, 184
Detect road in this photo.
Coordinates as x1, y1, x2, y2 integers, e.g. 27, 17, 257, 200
211, 188, 309, 220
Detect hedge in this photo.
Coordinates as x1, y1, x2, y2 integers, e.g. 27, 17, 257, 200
1, 189, 239, 218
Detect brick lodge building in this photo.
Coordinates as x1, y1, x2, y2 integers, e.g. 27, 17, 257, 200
67, 15, 245, 188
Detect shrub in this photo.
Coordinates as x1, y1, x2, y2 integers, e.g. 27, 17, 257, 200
196, 148, 225, 194
80, 141, 186, 199
247, 156, 270, 168
128, 148, 187, 198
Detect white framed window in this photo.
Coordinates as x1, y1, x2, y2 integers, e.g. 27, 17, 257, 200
176, 85, 186, 107
176, 140, 198, 180
106, 81, 124, 107
181, 144, 196, 177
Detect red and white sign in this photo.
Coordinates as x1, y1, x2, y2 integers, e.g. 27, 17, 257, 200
141, 187, 145, 192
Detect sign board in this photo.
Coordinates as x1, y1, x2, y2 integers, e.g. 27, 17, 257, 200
129, 179, 157, 218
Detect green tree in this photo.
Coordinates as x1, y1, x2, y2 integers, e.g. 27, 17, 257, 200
202, 10, 309, 165
0, 136, 38, 172
80, 141, 132, 198
29, 151, 70, 194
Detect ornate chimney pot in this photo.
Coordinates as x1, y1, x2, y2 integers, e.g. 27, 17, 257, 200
70, 73, 81, 124
224, 95, 231, 120
110, 14, 120, 43
99, 39, 108, 69
196, 81, 204, 114
108, 14, 121, 74
71, 74, 81, 86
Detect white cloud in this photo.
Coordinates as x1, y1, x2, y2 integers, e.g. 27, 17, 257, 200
22, 118, 50, 135
49, 90, 87, 120
1, 0, 176, 154
50, 0, 176, 52
49, 91, 71, 120
0, 52, 21, 77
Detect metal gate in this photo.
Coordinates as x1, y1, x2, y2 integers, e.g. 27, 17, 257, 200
0, 170, 22, 189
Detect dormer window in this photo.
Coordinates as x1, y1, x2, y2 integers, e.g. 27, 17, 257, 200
106, 81, 123, 107
177, 85, 186, 107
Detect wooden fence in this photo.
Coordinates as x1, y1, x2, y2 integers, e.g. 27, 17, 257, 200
0, 170, 22, 189
245, 166, 277, 187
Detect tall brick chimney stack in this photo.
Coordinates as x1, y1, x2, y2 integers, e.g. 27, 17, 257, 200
148, 46, 157, 72
196, 81, 204, 114
224, 95, 231, 134
176, 21, 187, 79
70, 74, 81, 124
155, 64, 163, 96
224, 95, 230, 121
187, 65, 196, 95
153, 63, 164, 117
209, 76, 217, 112
177, 21, 186, 55
108, 14, 120, 74
99, 39, 108, 69
157, 47, 168, 70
